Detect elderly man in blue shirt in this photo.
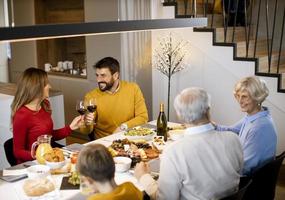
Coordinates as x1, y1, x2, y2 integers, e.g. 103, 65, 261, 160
216, 76, 277, 175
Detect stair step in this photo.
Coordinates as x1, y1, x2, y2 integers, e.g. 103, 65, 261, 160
258, 51, 285, 73
215, 27, 255, 43
236, 39, 269, 57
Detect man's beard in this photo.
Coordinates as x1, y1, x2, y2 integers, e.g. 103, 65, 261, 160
98, 79, 115, 92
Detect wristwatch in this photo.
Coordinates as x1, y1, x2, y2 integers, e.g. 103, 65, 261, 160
120, 123, 128, 131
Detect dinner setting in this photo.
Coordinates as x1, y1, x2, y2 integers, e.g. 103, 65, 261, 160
1, 1, 285, 200
0, 120, 185, 199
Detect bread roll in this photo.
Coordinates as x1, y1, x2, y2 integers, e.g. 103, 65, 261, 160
23, 178, 55, 197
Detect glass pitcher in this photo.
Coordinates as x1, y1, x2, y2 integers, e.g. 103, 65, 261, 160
31, 135, 53, 164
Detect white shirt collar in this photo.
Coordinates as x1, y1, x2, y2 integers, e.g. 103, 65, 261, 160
184, 123, 215, 136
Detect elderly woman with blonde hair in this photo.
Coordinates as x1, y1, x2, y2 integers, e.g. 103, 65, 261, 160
216, 76, 277, 175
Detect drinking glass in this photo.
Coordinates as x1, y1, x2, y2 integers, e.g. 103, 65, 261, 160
76, 100, 86, 116
85, 98, 98, 123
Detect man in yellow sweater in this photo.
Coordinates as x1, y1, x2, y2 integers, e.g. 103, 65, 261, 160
85, 57, 148, 139
77, 144, 143, 200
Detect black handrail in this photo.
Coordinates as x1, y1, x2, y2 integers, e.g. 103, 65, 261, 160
247, 0, 254, 57
232, 0, 240, 43
254, 0, 262, 58
277, 6, 285, 74
211, 0, 216, 28
163, 0, 285, 78
269, 0, 278, 73
265, 0, 271, 72
244, 0, 249, 57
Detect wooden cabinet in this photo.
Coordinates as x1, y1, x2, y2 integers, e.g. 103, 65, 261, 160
35, 0, 86, 78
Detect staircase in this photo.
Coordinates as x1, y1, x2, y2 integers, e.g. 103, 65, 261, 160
163, 0, 285, 92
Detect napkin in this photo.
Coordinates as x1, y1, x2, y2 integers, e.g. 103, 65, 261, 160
3, 168, 27, 176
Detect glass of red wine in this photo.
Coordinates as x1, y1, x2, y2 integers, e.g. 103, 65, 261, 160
86, 98, 98, 123
76, 100, 87, 116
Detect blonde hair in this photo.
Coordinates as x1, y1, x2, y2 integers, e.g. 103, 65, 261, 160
174, 87, 211, 123
11, 68, 50, 121
234, 76, 269, 104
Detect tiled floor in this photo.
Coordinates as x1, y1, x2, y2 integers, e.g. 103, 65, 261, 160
275, 164, 285, 200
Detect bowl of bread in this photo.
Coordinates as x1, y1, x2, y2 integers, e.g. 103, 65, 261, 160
43, 148, 65, 170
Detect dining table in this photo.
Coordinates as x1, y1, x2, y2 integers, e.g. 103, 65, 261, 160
0, 121, 181, 200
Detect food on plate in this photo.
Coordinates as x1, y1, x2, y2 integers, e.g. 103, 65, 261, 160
152, 136, 166, 152
68, 171, 80, 186
144, 148, 160, 159
23, 178, 55, 197
153, 136, 166, 145
138, 149, 147, 159
124, 127, 154, 136
70, 152, 79, 164
108, 138, 159, 164
43, 148, 65, 162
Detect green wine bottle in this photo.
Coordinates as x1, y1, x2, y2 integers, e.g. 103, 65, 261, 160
157, 103, 168, 142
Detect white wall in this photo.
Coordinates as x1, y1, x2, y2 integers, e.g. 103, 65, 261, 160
152, 28, 285, 154
151, 4, 285, 155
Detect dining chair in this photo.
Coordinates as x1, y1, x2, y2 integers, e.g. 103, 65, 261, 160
220, 176, 252, 200
4, 138, 17, 166
243, 151, 285, 200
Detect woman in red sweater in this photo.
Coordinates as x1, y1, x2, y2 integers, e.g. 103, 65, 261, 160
11, 68, 91, 164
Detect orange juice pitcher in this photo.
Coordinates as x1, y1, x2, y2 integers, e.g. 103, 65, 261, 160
31, 135, 53, 164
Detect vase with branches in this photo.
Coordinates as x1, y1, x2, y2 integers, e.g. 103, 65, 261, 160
154, 33, 189, 119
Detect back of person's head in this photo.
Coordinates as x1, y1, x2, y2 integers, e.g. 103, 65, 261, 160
174, 87, 211, 124
234, 76, 269, 104
11, 67, 49, 119
77, 144, 115, 183
93, 57, 120, 75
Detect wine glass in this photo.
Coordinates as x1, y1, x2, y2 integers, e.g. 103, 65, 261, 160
86, 99, 97, 113
85, 98, 98, 123
76, 100, 86, 116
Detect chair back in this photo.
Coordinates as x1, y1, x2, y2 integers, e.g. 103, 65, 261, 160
4, 138, 17, 166
220, 176, 252, 200
243, 151, 285, 200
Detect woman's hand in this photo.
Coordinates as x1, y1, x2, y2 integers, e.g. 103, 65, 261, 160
134, 162, 150, 180
69, 115, 84, 130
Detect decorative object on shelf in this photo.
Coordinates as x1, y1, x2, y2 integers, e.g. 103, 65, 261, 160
153, 32, 189, 119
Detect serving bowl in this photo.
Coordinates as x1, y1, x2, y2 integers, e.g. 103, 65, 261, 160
113, 157, 132, 173
26, 165, 51, 179
168, 129, 185, 141
45, 160, 66, 170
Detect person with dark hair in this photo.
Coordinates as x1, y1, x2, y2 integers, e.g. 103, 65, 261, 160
77, 144, 143, 200
11, 67, 93, 164
84, 57, 148, 139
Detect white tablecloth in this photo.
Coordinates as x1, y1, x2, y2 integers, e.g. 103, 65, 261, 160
0, 121, 180, 199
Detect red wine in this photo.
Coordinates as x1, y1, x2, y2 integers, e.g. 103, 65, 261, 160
77, 108, 87, 115
87, 105, 97, 112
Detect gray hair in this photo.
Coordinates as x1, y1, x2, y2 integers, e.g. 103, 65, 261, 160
174, 87, 211, 123
234, 76, 269, 104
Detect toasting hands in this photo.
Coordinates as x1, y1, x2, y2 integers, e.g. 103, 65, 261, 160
69, 113, 95, 130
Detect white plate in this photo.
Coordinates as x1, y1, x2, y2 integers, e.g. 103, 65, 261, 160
124, 132, 155, 141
